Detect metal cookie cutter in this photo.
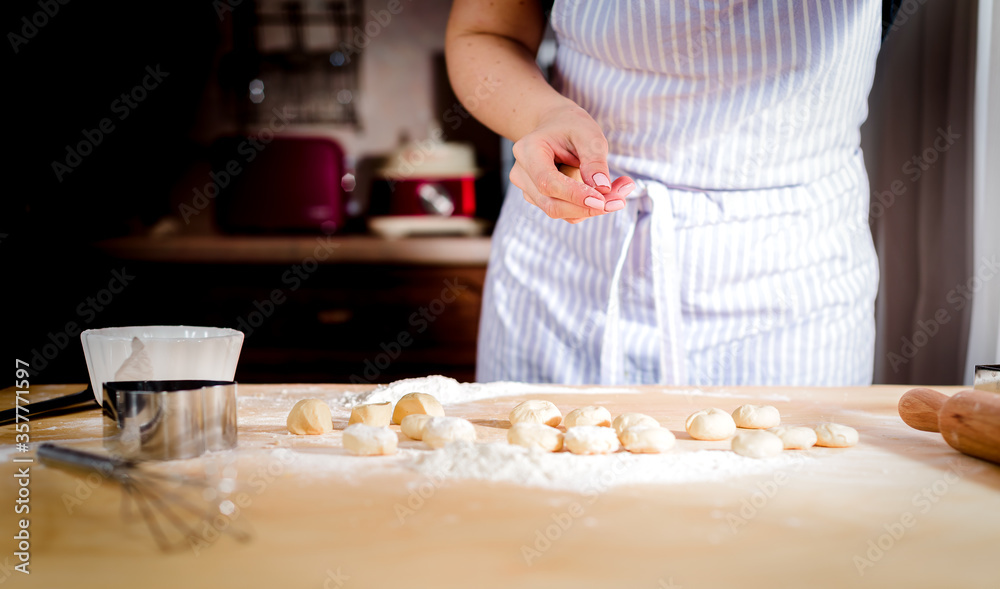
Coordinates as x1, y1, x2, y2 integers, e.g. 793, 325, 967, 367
102, 380, 238, 461
974, 365, 1000, 394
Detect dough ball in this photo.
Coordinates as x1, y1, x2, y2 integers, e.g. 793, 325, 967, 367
422, 417, 477, 449
768, 425, 818, 450
391, 393, 444, 425
509, 400, 562, 427
813, 423, 859, 447
563, 405, 612, 428
612, 412, 660, 436
685, 408, 737, 440
620, 427, 675, 454
286, 399, 333, 435
342, 424, 398, 456
507, 423, 564, 452
732, 404, 781, 429
348, 402, 392, 426
400, 413, 434, 440
563, 426, 620, 455
731, 430, 784, 459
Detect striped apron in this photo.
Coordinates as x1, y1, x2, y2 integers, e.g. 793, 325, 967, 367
477, 0, 883, 386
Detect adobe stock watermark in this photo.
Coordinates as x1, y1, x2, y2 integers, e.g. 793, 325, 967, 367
26, 267, 135, 377
696, 291, 794, 385
50, 65, 169, 182
520, 453, 632, 565
883, 0, 931, 36
393, 466, 448, 524
388, 76, 500, 190
868, 126, 961, 223
234, 235, 340, 337
60, 458, 115, 514
333, 0, 414, 65
8, 0, 70, 54
724, 454, 809, 534
189, 449, 298, 556
321, 567, 350, 589
730, 85, 832, 187
852, 458, 977, 576
349, 278, 468, 384
887, 254, 999, 373
389, 73, 502, 188
178, 106, 295, 224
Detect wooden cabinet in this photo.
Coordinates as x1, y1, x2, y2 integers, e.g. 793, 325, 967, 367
96, 236, 490, 384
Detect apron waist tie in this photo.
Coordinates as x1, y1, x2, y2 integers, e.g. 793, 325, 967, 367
598, 180, 688, 385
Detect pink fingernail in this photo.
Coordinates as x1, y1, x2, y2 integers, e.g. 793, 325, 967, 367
593, 173, 611, 188
584, 196, 604, 210
619, 183, 635, 197
604, 200, 625, 212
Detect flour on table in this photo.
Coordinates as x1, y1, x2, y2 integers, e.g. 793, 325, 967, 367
405, 442, 813, 491
236, 376, 815, 490
332, 375, 642, 408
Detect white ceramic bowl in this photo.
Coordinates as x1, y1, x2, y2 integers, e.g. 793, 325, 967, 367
80, 326, 244, 403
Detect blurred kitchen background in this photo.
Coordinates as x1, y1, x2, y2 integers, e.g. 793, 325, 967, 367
6, 0, 999, 387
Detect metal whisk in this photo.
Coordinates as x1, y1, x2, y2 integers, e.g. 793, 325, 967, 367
38, 443, 252, 552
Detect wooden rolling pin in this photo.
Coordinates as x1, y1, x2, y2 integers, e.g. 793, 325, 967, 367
898, 387, 1000, 465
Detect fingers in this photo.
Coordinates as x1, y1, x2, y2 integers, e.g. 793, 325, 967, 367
510, 163, 601, 220
513, 138, 606, 210
573, 130, 612, 195
602, 175, 636, 212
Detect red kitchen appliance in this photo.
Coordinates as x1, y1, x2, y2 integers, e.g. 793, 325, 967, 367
371, 137, 479, 218
214, 135, 346, 233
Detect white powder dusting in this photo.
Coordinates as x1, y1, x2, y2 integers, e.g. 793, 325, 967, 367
405, 442, 813, 491
232, 377, 819, 491
332, 375, 643, 408
660, 387, 793, 402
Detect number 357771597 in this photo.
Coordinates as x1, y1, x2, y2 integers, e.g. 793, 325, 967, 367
14, 359, 31, 437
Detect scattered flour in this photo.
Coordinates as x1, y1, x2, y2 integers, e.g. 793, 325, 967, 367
233, 377, 815, 490
405, 442, 813, 491
268, 442, 814, 491
332, 375, 644, 408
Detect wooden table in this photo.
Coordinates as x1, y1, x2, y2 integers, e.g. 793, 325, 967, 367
2, 383, 998, 588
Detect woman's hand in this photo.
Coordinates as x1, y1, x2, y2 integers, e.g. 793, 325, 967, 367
509, 104, 635, 224
445, 0, 633, 223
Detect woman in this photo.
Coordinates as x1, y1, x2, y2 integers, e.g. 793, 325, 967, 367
447, 0, 882, 386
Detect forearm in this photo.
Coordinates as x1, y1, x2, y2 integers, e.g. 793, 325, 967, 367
445, 29, 576, 142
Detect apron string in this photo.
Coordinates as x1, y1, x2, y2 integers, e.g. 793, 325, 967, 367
598, 180, 688, 385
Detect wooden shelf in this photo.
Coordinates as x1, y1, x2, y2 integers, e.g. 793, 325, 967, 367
95, 235, 492, 266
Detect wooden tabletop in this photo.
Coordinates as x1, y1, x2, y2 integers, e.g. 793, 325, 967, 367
2, 383, 998, 588
95, 235, 492, 266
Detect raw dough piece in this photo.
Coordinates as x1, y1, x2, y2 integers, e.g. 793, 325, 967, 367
348, 402, 392, 426
620, 427, 675, 454
685, 408, 737, 441
563, 426, 620, 455
507, 423, 564, 452
400, 414, 434, 440
391, 393, 444, 425
422, 417, 477, 449
732, 404, 781, 429
813, 423, 859, 447
286, 399, 333, 435
731, 430, 784, 458
563, 405, 612, 428
509, 400, 562, 427
342, 424, 397, 456
612, 413, 660, 436
768, 425, 818, 450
